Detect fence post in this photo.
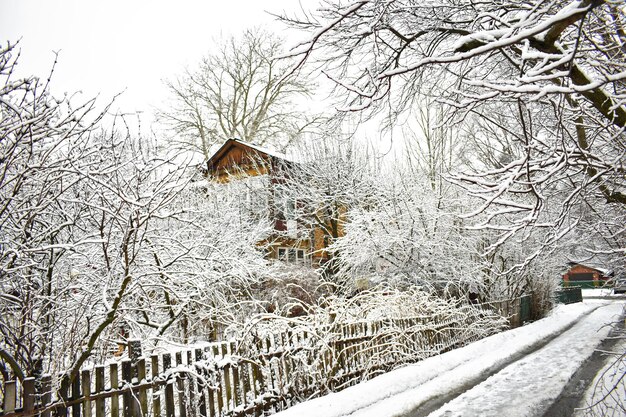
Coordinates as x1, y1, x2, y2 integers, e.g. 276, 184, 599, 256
129, 338, 143, 417
161, 354, 175, 417
55, 375, 69, 417
251, 363, 264, 417
81, 370, 91, 417
150, 355, 161, 417
128, 337, 144, 417
211, 346, 224, 415
185, 351, 195, 416
229, 341, 241, 410
95, 367, 105, 417
121, 360, 132, 417
241, 360, 252, 413
71, 373, 81, 417
3, 381, 16, 414
109, 364, 119, 417
193, 349, 207, 417
23, 377, 36, 414
41, 375, 52, 417
136, 358, 147, 417
220, 344, 232, 412
175, 352, 187, 417
201, 347, 216, 417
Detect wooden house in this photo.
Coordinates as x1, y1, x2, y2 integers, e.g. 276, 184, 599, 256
205, 139, 334, 266
206, 138, 280, 181
562, 263, 613, 288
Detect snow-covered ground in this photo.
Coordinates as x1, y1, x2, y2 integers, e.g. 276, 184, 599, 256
274, 300, 625, 417
575, 319, 626, 417
581, 288, 618, 298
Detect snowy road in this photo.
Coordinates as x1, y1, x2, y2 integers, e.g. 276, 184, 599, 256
423, 301, 624, 417
273, 300, 625, 417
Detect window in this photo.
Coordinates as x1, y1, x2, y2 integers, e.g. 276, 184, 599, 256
569, 273, 594, 281
277, 247, 308, 264
245, 176, 269, 213
274, 189, 296, 220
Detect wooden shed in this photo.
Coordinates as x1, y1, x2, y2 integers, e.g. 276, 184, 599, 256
562, 263, 613, 288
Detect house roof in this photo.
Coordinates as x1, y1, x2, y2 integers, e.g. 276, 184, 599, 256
205, 138, 294, 174
566, 261, 613, 276
232, 139, 294, 161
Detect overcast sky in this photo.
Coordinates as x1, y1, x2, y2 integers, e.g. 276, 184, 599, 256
0, 0, 319, 123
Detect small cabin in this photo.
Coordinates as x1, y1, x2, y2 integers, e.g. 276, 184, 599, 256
562, 263, 613, 288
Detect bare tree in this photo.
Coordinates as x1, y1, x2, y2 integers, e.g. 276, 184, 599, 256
136, 174, 276, 345
158, 28, 319, 162
0, 41, 112, 380
402, 99, 466, 190
0, 40, 192, 378
283, 1, 625, 127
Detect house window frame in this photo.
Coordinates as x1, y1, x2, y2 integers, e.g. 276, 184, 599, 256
277, 246, 309, 265
273, 188, 297, 221
241, 175, 269, 215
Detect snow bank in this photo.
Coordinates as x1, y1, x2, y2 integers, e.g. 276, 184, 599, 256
581, 288, 617, 298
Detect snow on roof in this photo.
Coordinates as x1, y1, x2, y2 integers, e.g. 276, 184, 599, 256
231, 139, 298, 163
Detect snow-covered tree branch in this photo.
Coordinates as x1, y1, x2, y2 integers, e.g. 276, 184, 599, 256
281, 0, 625, 274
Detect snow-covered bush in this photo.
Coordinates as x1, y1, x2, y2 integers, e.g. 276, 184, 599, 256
246, 263, 330, 317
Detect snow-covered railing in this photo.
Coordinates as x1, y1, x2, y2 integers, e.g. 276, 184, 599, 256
0, 296, 529, 417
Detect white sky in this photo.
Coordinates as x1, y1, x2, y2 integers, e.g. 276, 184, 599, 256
0, 0, 320, 123
0, 0, 412, 160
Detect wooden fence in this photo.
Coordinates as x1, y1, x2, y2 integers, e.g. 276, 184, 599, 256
0, 297, 529, 417
477, 295, 532, 328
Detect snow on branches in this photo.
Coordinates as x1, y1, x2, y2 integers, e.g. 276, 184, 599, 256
281, 0, 626, 274
0, 42, 274, 382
